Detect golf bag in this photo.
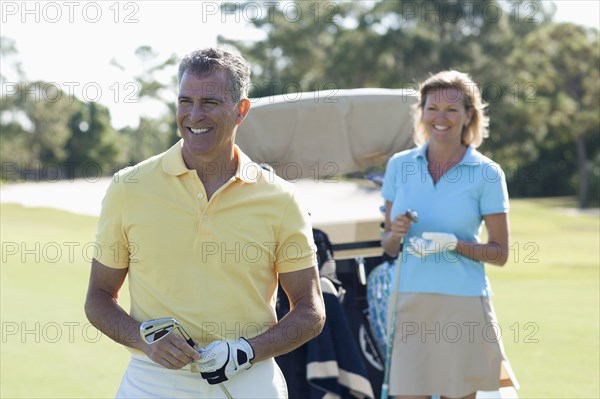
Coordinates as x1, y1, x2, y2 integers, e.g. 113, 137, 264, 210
365, 254, 398, 357
275, 228, 383, 399
335, 256, 385, 399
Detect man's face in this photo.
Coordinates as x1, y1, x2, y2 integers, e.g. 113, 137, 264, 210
176, 69, 250, 165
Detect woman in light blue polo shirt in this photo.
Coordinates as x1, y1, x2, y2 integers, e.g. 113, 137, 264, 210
381, 70, 518, 398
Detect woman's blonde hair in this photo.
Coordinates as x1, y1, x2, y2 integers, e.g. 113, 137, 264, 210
413, 70, 489, 148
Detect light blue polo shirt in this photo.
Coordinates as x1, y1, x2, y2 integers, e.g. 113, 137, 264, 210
381, 143, 509, 296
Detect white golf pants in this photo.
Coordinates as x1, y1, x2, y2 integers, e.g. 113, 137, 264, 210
115, 354, 288, 398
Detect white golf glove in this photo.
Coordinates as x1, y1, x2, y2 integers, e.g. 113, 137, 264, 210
195, 338, 255, 384
407, 232, 458, 257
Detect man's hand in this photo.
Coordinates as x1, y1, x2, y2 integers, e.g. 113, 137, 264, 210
407, 232, 458, 257
142, 333, 201, 369
195, 338, 255, 384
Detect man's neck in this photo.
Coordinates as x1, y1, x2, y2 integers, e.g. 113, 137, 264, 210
183, 148, 238, 199
195, 157, 237, 185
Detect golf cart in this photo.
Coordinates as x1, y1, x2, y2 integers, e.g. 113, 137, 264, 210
236, 88, 417, 399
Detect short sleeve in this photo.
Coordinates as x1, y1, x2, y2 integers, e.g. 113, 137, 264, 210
381, 156, 398, 203
480, 162, 509, 215
94, 176, 130, 269
275, 192, 317, 274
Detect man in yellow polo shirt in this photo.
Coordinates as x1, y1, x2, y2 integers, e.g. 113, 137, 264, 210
85, 47, 325, 398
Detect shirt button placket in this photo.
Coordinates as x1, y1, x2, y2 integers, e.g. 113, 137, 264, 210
198, 193, 209, 224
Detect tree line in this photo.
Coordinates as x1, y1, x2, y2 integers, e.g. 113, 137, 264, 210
1, 1, 598, 207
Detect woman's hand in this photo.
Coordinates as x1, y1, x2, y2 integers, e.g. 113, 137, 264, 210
382, 202, 418, 257
389, 213, 416, 242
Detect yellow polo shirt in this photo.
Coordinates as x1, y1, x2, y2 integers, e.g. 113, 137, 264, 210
94, 140, 316, 346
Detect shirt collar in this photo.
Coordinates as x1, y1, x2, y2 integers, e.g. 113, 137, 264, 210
413, 142, 483, 166
461, 145, 485, 165
234, 145, 261, 183
413, 143, 428, 160
162, 139, 260, 183
162, 140, 189, 176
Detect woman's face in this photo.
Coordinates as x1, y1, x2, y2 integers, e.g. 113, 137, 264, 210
422, 87, 473, 145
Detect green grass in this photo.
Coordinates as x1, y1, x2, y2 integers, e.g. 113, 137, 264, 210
1, 204, 131, 398
486, 198, 600, 398
1, 199, 599, 398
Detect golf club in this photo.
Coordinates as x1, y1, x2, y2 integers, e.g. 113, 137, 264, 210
140, 318, 234, 399
381, 209, 418, 399
140, 317, 195, 348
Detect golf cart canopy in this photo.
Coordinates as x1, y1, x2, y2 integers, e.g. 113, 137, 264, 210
237, 88, 417, 178
236, 88, 418, 255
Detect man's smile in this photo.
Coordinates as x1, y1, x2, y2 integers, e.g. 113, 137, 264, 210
188, 127, 213, 135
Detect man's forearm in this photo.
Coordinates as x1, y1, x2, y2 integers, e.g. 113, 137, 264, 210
247, 302, 325, 363
85, 291, 146, 351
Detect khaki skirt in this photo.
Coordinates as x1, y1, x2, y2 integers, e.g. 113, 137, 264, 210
389, 293, 519, 397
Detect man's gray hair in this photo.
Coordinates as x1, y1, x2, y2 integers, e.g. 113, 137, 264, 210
178, 47, 251, 103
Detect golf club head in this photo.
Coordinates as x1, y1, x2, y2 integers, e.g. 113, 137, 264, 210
140, 317, 196, 348
140, 317, 178, 344
405, 209, 419, 223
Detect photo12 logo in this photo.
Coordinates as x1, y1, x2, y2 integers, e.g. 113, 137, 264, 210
1, 321, 103, 344
398, 1, 541, 24
200, 1, 340, 24
1, 81, 140, 104
1, 1, 140, 24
